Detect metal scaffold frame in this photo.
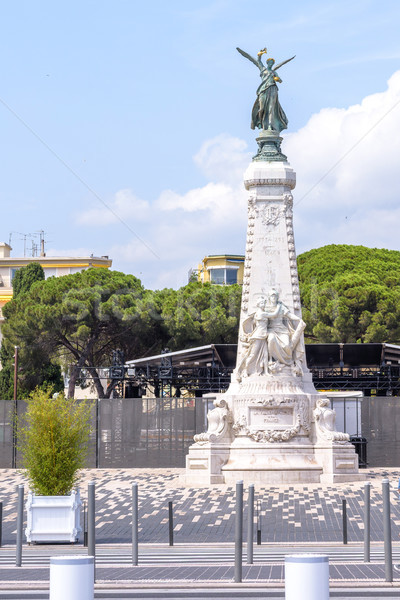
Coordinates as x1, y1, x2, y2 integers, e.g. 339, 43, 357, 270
74, 343, 400, 398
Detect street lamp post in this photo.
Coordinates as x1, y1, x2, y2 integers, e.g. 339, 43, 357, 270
12, 346, 19, 469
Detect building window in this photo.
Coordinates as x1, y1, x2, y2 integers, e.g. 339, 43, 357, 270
209, 268, 238, 285
225, 269, 238, 285
210, 269, 225, 284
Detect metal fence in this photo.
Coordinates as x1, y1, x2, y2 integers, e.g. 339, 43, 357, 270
361, 396, 400, 467
2, 395, 399, 469
95, 397, 207, 468
0, 400, 13, 468
0, 397, 208, 469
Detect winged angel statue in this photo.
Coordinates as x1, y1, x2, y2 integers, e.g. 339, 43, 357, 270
237, 47, 295, 133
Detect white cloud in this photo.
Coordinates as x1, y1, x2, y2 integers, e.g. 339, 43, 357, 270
75, 134, 249, 288
287, 71, 400, 210
193, 133, 251, 183
158, 182, 232, 213
157, 181, 246, 227
156, 135, 248, 227
285, 70, 400, 253
108, 195, 248, 289
74, 74, 400, 288
76, 189, 150, 226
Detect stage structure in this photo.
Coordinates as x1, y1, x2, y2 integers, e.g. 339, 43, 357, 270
124, 342, 400, 397
185, 46, 362, 485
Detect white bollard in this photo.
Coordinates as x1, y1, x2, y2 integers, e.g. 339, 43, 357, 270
285, 554, 329, 600
50, 556, 94, 600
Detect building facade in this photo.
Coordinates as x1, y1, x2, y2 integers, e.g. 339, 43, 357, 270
195, 254, 245, 285
0, 242, 112, 337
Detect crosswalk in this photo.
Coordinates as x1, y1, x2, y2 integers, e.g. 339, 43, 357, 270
0, 546, 399, 566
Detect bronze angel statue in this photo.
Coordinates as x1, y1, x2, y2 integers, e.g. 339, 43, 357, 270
237, 47, 295, 133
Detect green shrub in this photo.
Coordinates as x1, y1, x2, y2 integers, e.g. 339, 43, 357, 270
18, 387, 93, 496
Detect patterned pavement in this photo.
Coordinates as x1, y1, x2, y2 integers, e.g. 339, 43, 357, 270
0, 563, 390, 583
0, 467, 400, 545
0, 467, 400, 589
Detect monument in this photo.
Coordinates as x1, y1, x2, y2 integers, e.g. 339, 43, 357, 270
184, 47, 362, 485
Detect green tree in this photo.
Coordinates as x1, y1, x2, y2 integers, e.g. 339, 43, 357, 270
12, 263, 45, 298
297, 244, 400, 343
0, 344, 14, 400
2, 268, 163, 398
0, 262, 63, 399
156, 282, 242, 349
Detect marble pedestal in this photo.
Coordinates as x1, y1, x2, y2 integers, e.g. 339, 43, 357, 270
184, 379, 363, 486
184, 151, 363, 486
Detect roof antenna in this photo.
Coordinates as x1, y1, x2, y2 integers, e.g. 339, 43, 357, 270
39, 230, 46, 257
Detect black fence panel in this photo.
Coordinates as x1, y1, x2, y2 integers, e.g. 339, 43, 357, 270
361, 396, 400, 467
2, 395, 400, 468
0, 399, 97, 469
0, 397, 207, 469
98, 397, 205, 468
0, 401, 13, 468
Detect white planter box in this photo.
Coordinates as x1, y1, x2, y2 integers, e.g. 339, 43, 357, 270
25, 490, 82, 543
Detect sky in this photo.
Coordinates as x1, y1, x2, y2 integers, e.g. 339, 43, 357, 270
1, 0, 400, 289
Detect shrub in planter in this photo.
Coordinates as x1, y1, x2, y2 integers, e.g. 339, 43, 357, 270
18, 387, 93, 542
18, 387, 93, 494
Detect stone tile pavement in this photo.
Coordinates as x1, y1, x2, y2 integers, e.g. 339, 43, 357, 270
0, 467, 399, 545
0, 563, 390, 583
0, 551, 399, 590
1, 467, 400, 589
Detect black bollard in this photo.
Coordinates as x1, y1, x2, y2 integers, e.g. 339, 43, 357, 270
88, 482, 96, 581
132, 483, 138, 565
342, 499, 348, 545
382, 478, 393, 582
168, 501, 174, 546
83, 500, 88, 547
256, 500, 262, 545
16, 485, 24, 567
234, 481, 243, 583
247, 484, 254, 564
364, 482, 371, 562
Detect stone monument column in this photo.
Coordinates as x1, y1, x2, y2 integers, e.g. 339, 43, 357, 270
184, 47, 362, 485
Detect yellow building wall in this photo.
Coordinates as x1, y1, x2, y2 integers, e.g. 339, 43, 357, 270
197, 255, 244, 285
0, 258, 112, 313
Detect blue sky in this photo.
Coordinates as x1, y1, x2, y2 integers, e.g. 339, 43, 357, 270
1, 0, 400, 289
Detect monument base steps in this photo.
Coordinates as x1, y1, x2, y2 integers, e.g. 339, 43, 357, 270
183, 438, 365, 485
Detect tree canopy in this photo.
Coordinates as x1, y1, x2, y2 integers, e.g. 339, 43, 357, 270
3, 244, 400, 399
155, 282, 242, 350
0, 271, 242, 398
12, 262, 45, 298
2, 268, 162, 398
298, 244, 400, 343
0, 262, 63, 399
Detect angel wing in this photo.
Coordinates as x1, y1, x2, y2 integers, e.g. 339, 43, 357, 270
236, 47, 260, 69
274, 55, 296, 71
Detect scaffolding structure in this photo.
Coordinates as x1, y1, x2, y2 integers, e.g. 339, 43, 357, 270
120, 343, 400, 397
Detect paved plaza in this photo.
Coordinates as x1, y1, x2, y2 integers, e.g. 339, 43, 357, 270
2, 467, 400, 545
0, 467, 400, 592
